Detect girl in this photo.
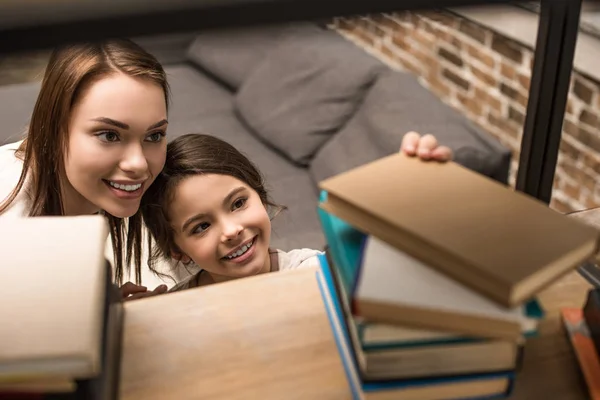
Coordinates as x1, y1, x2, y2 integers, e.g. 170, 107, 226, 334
141, 133, 452, 291
0, 39, 176, 299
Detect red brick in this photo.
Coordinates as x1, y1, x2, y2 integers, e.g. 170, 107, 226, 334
459, 20, 488, 44
550, 197, 574, 213
392, 33, 411, 51
566, 98, 575, 116
500, 63, 516, 80
508, 106, 525, 126
579, 109, 600, 129
517, 74, 530, 91
442, 68, 470, 91
562, 181, 581, 201
474, 87, 502, 112
457, 92, 484, 116
573, 77, 594, 104
561, 162, 597, 192
422, 11, 457, 28
491, 34, 523, 64
466, 44, 495, 69
581, 149, 600, 175
500, 83, 528, 108
471, 65, 497, 87
428, 75, 452, 98
353, 27, 376, 46
488, 112, 521, 140
583, 195, 600, 209
559, 137, 580, 161
438, 47, 463, 67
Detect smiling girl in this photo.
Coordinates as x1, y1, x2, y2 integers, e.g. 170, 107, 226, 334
141, 133, 452, 291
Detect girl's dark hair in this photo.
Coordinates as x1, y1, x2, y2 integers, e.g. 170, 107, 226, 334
141, 133, 285, 268
0, 38, 170, 286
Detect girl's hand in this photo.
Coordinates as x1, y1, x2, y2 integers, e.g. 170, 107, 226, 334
120, 281, 168, 301
400, 131, 453, 162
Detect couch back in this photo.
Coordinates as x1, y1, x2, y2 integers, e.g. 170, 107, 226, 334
184, 22, 511, 183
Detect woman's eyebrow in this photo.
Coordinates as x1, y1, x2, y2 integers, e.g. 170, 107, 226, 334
89, 117, 168, 131
147, 119, 168, 130
91, 117, 129, 130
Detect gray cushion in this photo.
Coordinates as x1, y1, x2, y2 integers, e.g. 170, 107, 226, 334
135, 33, 196, 65
234, 24, 385, 167
165, 64, 234, 121
0, 81, 41, 145
186, 24, 288, 90
310, 70, 511, 184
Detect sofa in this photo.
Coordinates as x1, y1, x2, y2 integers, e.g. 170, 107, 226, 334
0, 22, 511, 252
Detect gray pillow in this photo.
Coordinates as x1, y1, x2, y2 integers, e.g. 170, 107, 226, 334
234, 24, 385, 166
310, 70, 512, 184
309, 113, 388, 185
186, 24, 288, 90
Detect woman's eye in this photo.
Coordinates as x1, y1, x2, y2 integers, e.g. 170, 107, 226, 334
97, 131, 120, 142
193, 222, 210, 234
146, 131, 166, 143
232, 198, 247, 210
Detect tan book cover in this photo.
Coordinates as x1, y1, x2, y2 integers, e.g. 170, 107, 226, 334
319, 153, 600, 307
0, 215, 109, 379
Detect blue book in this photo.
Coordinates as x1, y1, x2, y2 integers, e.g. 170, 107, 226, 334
317, 190, 544, 343
315, 253, 517, 400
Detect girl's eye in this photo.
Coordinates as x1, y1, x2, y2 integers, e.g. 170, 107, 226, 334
193, 222, 211, 234
232, 198, 247, 210
146, 131, 166, 143
96, 131, 120, 142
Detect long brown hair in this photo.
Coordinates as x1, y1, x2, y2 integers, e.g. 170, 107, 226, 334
0, 39, 170, 285
141, 133, 285, 268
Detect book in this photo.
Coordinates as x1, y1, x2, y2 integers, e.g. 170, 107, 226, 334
317, 198, 542, 341
316, 253, 516, 399
325, 249, 523, 382
319, 153, 600, 307
0, 263, 124, 400
0, 216, 111, 390
353, 236, 540, 341
561, 307, 600, 400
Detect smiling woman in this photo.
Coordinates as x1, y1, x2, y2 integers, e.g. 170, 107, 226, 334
0, 39, 173, 293
63, 73, 167, 218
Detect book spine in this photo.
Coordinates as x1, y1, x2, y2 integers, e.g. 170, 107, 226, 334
316, 254, 364, 400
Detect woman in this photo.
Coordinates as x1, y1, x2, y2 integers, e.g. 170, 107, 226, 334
0, 38, 174, 299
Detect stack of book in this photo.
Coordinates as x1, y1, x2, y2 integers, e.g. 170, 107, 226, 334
314, 153, 600, 400
0, 216, 124, 400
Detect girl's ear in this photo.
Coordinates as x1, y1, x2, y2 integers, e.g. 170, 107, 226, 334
171, 250, 192, 265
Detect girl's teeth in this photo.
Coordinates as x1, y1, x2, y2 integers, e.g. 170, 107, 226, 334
109, 181, 142, 192
226, 240, 254, 259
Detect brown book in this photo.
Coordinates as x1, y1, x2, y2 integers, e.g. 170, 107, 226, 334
319, 153, 600, 307
0, 216, 109, 383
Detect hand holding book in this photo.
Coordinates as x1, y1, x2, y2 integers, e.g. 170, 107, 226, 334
400, 131, 453, 162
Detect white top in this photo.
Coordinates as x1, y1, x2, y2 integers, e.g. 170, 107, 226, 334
0, 140, 194, 289
169, 248, 324, 292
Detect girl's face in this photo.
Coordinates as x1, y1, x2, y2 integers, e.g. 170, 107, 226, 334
169, 173, 272, 281
63, 73, 167, 217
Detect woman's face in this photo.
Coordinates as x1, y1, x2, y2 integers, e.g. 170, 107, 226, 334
63, 73, 167, 218
169, 173, 272, 282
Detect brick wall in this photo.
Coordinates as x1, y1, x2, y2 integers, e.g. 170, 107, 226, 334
329, 11, 600, 213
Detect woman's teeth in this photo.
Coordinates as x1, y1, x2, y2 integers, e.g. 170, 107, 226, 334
225, 239, 254, 259
108, 181, 142, 192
